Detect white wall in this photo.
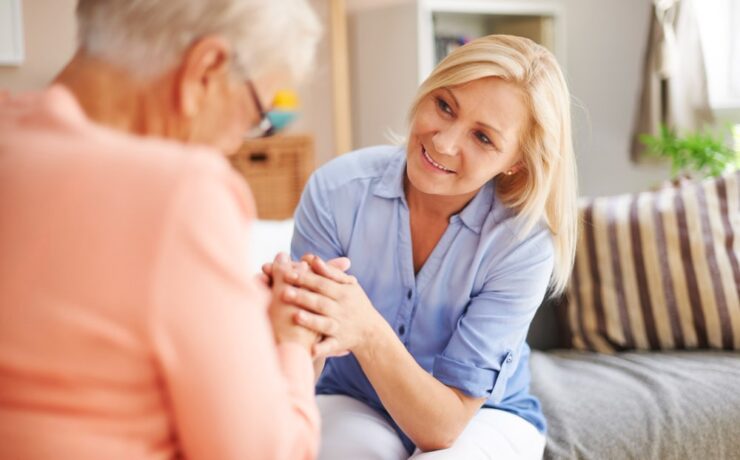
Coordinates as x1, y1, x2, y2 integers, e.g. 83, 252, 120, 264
0, 0, 77, 91
1, 0, 670, 197
288, 0, 337, 166
556, 0, 668, 196
347, 0, 670, 197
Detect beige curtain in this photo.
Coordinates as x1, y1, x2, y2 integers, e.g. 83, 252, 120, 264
631, 0, 714, 161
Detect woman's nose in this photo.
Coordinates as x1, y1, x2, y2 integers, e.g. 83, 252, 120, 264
432, 126, 463, 157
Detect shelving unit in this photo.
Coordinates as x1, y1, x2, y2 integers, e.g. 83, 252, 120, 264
348, 0, 565, 148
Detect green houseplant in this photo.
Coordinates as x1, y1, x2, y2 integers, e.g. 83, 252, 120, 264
639, 125, 739, 179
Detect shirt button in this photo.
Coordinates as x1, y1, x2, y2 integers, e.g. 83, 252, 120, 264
398, 324, 406, 336
407, 289, 412, 300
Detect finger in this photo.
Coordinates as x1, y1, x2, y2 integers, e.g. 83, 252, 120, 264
297, 260, 310, 273
310, 256, 355, 284
313, 337, 349, 358
261, 263, 274, 277
284, 270, 341, 300
271, 254, 296, 282
294, 310, 339, 336
327, 257, 351, 272
282, 286, 336, 316
256, 273, 271, 287
300, 253, 316, 265
274, 252, 289, 264
302, 253, 352, 278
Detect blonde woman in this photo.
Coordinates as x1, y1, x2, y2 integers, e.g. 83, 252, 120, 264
0, 1, 323, 459
276, 35, 577, 459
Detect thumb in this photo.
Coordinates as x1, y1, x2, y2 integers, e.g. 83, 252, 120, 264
327, 257, 351, 272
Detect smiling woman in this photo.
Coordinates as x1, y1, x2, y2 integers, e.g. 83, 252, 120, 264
406, 78, 529, 198
268, 34, 578, 460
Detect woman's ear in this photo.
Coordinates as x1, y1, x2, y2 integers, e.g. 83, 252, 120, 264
507, 161, 525, 175
177, 36, 232, 118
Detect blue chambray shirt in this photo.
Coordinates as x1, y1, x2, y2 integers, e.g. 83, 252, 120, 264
291, 145, 552, 452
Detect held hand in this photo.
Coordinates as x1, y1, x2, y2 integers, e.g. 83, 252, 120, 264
261, 253, 352, 287
299, 253, 354, 284
267, 253, 319, 349
281, 256, 383, 357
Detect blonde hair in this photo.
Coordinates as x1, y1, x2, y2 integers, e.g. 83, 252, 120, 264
410, 35, 578, 295
76, 0, 321, 81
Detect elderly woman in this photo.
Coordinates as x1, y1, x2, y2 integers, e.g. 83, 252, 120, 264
0, 1, 322, 459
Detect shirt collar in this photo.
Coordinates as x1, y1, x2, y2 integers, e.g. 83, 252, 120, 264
372, 147, 407, 199
456, 179, 495, 234
373, 148, 496, 234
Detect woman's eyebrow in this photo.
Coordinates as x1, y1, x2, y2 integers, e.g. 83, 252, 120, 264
445, 86, 507, 143
441, 87, 460, 109
476, 120, 505, 142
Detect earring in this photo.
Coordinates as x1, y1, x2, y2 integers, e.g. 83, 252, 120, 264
505, 170, 514, 176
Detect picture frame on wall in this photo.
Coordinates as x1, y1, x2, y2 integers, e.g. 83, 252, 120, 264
0, 0, 25, 65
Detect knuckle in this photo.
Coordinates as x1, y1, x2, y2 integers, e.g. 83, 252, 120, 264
316, 298, 330, 314
307, 293, 321, 311
303, 292, 320, 312
317, 277, 330, 292
304, 313, 318, 328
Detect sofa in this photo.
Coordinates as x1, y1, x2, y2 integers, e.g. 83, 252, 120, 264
251, 170, 740, 460
527, 299, 740, 460
527, 170, 740, 460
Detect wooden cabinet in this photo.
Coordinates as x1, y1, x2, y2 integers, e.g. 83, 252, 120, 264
229, 135, 315, 220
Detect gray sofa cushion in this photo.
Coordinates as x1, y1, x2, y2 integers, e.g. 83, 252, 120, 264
530, 350, 740, 460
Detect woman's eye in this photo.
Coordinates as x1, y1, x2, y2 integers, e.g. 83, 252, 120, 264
475, 131, 492, 145
436, 97, 452, 115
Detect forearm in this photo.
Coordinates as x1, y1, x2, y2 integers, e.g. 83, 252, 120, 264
353, 321, 484, 451
159, 321, 320, 460
272, 343, 322, 460
278, 264, 483, 450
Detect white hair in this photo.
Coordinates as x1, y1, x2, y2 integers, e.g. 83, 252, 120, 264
76, 0, 322, 80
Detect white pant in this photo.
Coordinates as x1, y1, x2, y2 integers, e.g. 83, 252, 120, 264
316, 394, 546, 460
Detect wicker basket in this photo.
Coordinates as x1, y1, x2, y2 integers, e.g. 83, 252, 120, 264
229, 134, 315, 220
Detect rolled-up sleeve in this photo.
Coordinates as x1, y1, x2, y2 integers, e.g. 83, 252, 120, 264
291, 171, 344, 262
432, 233, 554, 402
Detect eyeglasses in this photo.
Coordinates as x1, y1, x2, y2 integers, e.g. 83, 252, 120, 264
246, 79, 275, 139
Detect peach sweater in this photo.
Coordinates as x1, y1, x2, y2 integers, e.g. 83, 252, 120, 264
0, 86, 319, 459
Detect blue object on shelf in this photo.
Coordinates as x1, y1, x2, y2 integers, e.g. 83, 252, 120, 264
267, 110, 298, 131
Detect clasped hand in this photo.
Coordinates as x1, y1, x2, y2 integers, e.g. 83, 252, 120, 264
263, 252, 380, 358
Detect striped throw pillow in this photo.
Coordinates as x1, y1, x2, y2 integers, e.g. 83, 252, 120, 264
562, 171, 740, 352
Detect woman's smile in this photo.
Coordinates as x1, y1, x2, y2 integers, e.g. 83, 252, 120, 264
421, 144, 457, 174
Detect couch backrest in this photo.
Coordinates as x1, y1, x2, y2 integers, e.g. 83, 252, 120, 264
527, 296, 567, 351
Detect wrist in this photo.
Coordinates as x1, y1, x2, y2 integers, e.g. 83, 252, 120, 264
354, 313, 394, 361
276, 328, 316, 349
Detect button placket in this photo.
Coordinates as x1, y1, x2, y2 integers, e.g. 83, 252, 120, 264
396, 287, 413, 340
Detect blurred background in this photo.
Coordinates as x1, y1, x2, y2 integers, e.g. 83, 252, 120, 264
1, 0, 738, 207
